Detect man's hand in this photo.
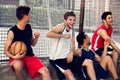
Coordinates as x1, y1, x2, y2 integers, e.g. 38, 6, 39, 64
13, 51, 26, 59
34, 32, 40, 38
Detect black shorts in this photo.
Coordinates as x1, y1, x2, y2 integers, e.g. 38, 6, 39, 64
95, 64, 108, 79
82, 64, 107, 80
95, 47, 113, 56
69, 55, 85, 72
49, 55, 85, 80
53, 55, 85, 73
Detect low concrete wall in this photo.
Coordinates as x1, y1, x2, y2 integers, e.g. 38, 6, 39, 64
0, 63, 16, 80
0, 57, 119, 80
0, 58, 59, 80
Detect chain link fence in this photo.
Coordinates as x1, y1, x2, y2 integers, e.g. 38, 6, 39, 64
0, 0, 120, 61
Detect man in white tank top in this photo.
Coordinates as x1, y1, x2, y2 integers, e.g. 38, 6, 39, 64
46, 11, 96, 80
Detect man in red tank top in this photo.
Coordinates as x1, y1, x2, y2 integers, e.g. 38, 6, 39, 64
91, 11, 120, 70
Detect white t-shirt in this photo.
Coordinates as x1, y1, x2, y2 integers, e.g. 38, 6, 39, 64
49, 24, 72, 60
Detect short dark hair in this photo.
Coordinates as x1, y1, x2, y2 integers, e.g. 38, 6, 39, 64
64, 11, 76, 20
16, 6, 30, 20
76, 32, 86, 46
101, 11, 112, 20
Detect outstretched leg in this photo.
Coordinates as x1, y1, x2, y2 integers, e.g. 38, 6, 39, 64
82, 59, 96, 80
38, 67, 51, 80
111, 50, 119, 71
63, 69, 76, 80
55, 64, 76, 80
12, 60, 26, 80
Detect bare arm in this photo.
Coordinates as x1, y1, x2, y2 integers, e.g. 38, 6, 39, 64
31, 32, 40, 46
4, 31, 14, 58
110, 40, 120, 53
70, 31, 75, 53
98, 29, 120, 53
93, 50, 101, 62
101, 39, 110, 58
46, 24, 71, 39
98, 29, 110, 40
67, 31, 75, 63
94, 40, 110, 62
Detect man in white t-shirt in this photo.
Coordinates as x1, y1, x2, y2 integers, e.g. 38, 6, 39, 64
46, 11, 96, 80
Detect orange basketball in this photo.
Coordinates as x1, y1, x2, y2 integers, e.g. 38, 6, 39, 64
10, 41, 27, 56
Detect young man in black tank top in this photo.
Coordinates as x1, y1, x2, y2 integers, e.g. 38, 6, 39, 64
4, 6, 51, 80
76, 32, 120, 80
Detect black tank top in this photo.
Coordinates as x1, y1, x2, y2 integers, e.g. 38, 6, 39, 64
9, 24, 34, 56
81, 48, 95, 63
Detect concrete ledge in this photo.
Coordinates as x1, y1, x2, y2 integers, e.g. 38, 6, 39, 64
1, 57, 119, 80
0, 58, 59, 80
0, 63, 17, 80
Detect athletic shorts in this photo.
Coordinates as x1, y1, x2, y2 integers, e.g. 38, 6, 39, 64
82, 64, 107, 80
95, 47, 113, 56
95, 64, 107, 79
69, 55, 85, 72
54, 56, 85, 72
9, 56, 44, 79
49, 55, 85, 80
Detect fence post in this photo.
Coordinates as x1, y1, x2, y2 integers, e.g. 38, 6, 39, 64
78, 0, 85, 48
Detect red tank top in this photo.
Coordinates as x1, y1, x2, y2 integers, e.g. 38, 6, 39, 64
91, 24, 113, 51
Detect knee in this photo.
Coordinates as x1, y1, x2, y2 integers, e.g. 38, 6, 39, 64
64, 69, 75, 80
83, 59, 93, 66
112, 51, 119, 58
39, 67, 50, 76
64, 69, 72, 75
12, 60, 23, 72
103, 56, 112, 62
